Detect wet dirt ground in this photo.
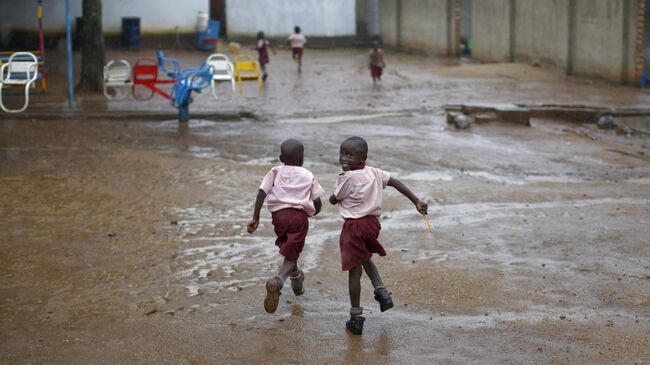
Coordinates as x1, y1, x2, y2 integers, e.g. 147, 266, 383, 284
1, 48, 650, 364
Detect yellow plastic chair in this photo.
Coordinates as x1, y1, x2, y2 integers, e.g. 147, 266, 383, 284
234, 54, 262, 96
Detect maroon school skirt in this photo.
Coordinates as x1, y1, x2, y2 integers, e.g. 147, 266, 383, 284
370, 65, 383, 78
258, 49, 269, 65
272, 208, 309, 262
292, 47, 304, 57
339, 215, 386, 271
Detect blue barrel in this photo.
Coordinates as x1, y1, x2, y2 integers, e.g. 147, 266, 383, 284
197, 20, 220, 50
121, 17, 141, 48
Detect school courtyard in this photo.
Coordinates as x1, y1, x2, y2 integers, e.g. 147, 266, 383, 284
1, 47, 650, 364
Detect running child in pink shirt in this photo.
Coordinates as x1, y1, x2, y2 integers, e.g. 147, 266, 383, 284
329, 136, 428, 335
288, 26, 306, 72
248, 139, 325, 313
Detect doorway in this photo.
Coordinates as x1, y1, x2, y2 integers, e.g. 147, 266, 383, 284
636, 0, 650, 81
460, 0, 472, 57
210, 0, 227, 37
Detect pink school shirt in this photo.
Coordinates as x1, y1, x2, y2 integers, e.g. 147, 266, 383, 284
260, 165, 325, 216
257, 39, 270, 49
288, 33, 306, 48
334, 166, 391, 219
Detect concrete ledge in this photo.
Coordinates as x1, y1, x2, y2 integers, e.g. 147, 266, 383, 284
444, 103, 650, 125
445, 103, 531, 126
1, 110, 258, 122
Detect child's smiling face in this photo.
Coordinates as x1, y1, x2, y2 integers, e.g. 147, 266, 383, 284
339, 140, 367, 171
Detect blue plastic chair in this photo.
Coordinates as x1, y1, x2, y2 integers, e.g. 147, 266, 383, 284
170, 67, 212, 107
156, 50, 181, 79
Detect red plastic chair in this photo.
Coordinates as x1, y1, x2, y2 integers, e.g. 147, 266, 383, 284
131, 58, 175, 101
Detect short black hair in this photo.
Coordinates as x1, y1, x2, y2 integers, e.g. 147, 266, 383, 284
280, 139, 304, 165
257, 31, 264, 40
294, 26, 301, 33
342, 136, 368, 155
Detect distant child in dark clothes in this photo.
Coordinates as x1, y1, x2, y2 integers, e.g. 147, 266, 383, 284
248, 139, 325, 313
288, 26, 306, 72
368, 41, 386, 83
256, 31, 277, 82
329, 136, 428, 335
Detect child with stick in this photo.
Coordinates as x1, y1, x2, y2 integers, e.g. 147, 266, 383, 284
329, 137, 427, 335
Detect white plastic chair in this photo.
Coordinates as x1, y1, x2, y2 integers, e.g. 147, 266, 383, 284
0, 52, 39, 113
205, 53, 235, 99
103, 59, 133, 100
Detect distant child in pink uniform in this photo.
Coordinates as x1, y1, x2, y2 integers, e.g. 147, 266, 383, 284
248, 139, 325, 313
256, 31, 277, 82
288, 26, 306, 72
329, 136, 427, 335
368, 41, 386, 83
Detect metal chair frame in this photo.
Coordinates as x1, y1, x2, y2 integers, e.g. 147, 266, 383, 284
205, 53, 235, 99
103, 59, 133, 100
233, 54, 262, 97
0, 52, 39, 113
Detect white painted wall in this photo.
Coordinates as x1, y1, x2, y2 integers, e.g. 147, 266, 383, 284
227, 0, 356, 37
0, 0, 208, 33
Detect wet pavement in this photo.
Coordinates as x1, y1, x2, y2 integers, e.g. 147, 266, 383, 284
1, 48, 650, 364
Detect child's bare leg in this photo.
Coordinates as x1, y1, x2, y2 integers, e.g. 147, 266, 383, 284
261, 64, 268, 81
362, 259, 384, 289
349, 265, 363, 308
346, 265, 365, 335
363, 258, 393, 312
276, 258, 297, 284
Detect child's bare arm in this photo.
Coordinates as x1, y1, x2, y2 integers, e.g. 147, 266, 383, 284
387, 177, 428, 214
247, 189, 267, 233
313, 197, 322, 216
329, 194, 339, 205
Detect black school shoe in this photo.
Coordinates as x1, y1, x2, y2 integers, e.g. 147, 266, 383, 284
374, 288, 394, 312
346, 316, 365, 335
264, 277, 282, 313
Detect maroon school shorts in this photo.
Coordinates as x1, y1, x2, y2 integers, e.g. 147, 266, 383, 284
292, 47, 304, 58
339, 215, 386, 271
272, 208, 309, 262
370, 65, 383, 78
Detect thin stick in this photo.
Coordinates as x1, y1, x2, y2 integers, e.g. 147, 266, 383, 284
422, 214, 433, 234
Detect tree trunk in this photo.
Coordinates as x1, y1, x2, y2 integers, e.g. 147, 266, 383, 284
77, 0, 105, 92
